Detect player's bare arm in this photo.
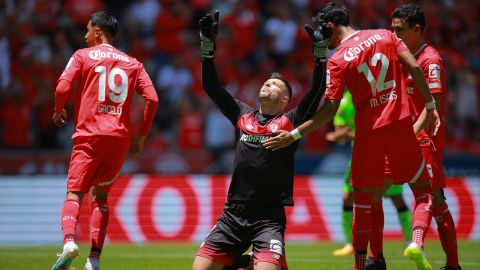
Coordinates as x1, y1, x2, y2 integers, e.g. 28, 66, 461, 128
398, 50, 440, 136
52, 79, 72, 127
326, 125, 353, 143
264, 99, 340, 151
129, 136, 145, 156
52, 109, 68, 127
413, 92, 441, 134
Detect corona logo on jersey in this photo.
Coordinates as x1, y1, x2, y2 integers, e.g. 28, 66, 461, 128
88, 49, 130, 63
344, 34, 383, 62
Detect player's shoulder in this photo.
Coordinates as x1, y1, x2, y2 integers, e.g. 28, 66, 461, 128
113, 47, 141, 65
419, 44, 443, 65
363, 28, 389, 35
422, 44, 442, 60
359, 28, 392, 39
72, 47, 91, 58
235, 99, 253, 110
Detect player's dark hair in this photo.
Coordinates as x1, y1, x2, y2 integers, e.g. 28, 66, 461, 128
270, 72, 292, 101
391, 3, 426, 33
321, 1, 349, 26
90, 11, 118, 37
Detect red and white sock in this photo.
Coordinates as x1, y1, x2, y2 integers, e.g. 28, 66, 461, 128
369, 201, 384, 260
411, 187, 432, 247
352, 190, 374, 270
434, 203, 459, 268
412, 228, 425, 247
89, 200, 109, 258
61, 198, 81, 244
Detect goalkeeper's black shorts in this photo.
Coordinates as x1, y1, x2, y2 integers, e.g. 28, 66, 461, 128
196, 202, 288, 269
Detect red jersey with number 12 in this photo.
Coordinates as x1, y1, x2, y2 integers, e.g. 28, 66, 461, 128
58, 44, 154, 139
406, 44, 446, 151
324, 29, 410, 136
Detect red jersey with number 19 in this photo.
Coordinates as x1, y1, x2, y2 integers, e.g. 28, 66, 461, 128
324, 29, 410, 136
58, 43, 155, 139
406, 44, 446, 151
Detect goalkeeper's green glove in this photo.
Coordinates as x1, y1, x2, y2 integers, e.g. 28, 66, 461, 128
304, 13, 333, 62
199, 10, 219, 59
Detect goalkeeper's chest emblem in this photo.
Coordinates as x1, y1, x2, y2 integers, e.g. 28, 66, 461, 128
268, 122, 279, 132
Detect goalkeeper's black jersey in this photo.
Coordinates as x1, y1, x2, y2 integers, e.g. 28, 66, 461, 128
201, 59, 326, 206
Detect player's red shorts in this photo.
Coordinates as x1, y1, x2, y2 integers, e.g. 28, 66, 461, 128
384, 156, 392, 179
67, 136, 130, 193
421, 144, 445, 189
351, 118, 430, 188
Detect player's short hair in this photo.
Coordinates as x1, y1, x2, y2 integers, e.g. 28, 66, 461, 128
90, 11, 118, 37
321, 1, 349, 26
391, 4, 426, 33
270, 72, 292, 101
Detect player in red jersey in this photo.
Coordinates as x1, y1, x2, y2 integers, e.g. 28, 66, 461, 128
391, 4, 460, 270
264, 2, 440, 270
51, 11, 158, 270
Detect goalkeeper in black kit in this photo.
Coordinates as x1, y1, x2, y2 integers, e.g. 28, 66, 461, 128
192, 11, 331, 270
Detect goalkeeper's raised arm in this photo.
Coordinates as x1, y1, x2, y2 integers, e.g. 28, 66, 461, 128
199, 11, 240, 125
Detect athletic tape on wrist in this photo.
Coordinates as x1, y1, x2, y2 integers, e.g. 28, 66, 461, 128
290, 128, 302, 141
425, 100, 436, 111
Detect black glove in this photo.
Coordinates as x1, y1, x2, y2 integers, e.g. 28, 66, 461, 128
304, 13, 332, 62
199, 10, 219, 59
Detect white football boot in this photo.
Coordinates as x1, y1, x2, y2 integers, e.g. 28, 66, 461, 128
51, 241, 79, 270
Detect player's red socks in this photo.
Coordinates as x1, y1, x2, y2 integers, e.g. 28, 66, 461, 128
353, 190, 374, 270
61, 198, 81, 244
434, 203, 459, 268
411, 186, 432, 247
89, 200, 109, 258
369, 201, 384, 260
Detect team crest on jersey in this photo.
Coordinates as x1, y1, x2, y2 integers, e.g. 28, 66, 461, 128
268, 122, 279, 132
269, 239, 283, 255
428, 64, 440, 79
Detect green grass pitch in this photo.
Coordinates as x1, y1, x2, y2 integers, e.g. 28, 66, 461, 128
1, 240, 479, 270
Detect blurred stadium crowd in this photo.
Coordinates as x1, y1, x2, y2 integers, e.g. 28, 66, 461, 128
0, 0, 479, 174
